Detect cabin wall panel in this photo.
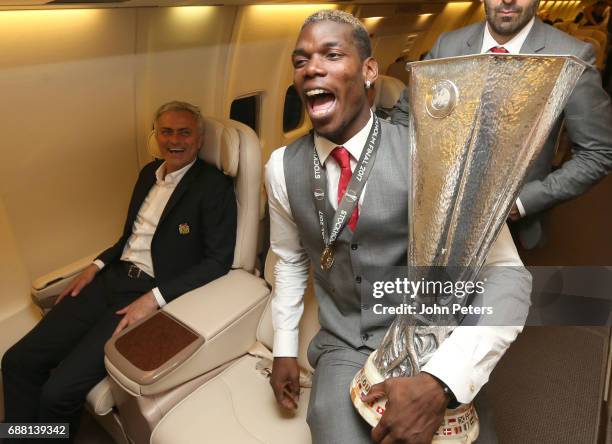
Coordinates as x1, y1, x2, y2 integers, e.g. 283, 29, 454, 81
0, 198, 31, 319
365, 13, 435, 69
409, 2, 481, 61
0, 9, 139, 279
225, 5, 337, 161
372, 33, 416, 74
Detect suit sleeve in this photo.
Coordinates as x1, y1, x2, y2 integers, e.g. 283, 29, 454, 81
390, 33, 444, 127
518, 43, 612, 214
95, 236, 127, 267
156, 175, 237, 302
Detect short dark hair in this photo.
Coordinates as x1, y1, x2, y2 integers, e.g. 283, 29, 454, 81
302, 10, 372, 60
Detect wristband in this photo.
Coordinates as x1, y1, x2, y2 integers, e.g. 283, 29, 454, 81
423, 372, 460, 409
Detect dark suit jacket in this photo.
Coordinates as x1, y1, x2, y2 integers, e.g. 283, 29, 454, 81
96, 158, 237, 302
391, 19, 612, 247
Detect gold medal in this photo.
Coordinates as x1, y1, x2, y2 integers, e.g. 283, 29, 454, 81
320, 245, 335, 270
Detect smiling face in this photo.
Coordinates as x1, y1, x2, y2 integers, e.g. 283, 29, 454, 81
292, 20, 377, 144
483, 0, 540, 42
155, 110, 201, 174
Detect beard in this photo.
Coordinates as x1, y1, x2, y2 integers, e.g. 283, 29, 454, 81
485, 0, 540, 36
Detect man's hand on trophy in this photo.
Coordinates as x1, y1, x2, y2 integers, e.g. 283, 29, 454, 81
270, 357, 300, 411
363, 373, 448, 444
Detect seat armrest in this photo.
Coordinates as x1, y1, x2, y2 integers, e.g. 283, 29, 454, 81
104, 269, 270, 396
30, 254, 97, 309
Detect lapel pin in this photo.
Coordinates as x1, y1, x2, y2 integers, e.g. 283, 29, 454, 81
178, 223, 190, 235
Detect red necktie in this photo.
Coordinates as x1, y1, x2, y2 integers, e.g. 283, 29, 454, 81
489, 46, 509, 53
330, 146, 359, 231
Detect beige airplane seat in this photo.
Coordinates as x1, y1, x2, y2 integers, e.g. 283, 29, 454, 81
29, 117, 268, 444
573, 28, 608, 70
150, 250, 320, 444
577, 27, 608, 51
385, 58, 411, 85
553, 21, 575, 32
373, 74, 406, 120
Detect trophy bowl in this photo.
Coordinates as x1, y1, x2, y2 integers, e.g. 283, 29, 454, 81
350, 53, 587, 443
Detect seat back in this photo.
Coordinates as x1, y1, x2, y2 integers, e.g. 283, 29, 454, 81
148, 117, 262, 273
257, 251, 320, 373
554, 21, 573, 32
385, 60, 411, 85
576, 28, 608, 51
373, 75, 406, 120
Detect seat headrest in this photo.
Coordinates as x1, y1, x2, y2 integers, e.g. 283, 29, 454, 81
147, 117, 240, 177
375, 75, 406, 109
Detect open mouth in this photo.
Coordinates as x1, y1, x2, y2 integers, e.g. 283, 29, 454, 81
168, 147, 186, 154
305, 88, 337, 118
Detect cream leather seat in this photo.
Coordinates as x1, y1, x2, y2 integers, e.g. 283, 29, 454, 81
574, 27, 608, 53
150, 251, 320, 444
373, 74, 406, 120
572, 28, 608, 70
385, 59, 411, 85
30, 116, 266, 444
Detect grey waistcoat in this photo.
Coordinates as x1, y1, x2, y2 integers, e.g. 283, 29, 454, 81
283, 120, 410, 350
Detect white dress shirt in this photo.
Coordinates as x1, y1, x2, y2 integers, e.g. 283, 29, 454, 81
94, 159, 196, 307
266, 113, 372, 357
481, 17, 535, 218
265, 114, 528, 403
481, 17, 535, 55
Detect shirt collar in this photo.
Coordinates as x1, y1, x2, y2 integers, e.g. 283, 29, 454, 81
155, 158, 197, 185
481, 17, 535, 54
314, 111, 374, 165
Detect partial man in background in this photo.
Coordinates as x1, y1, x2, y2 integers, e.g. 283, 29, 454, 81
266, 10, 530, 443
392, 0, 612, 249
2, 101, 236, 438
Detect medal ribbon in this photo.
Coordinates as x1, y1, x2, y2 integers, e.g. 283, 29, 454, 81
311, 115, 382, 262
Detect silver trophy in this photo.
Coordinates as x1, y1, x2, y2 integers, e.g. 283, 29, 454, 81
350, 54, 586, 442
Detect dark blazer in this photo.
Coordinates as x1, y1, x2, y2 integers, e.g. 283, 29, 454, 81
392, 19, 612, 248
97, 158, 237, 302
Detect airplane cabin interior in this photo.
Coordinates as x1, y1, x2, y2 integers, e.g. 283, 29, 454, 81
0, 0, 610, 442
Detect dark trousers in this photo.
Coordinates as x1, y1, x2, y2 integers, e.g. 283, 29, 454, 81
1, 262, 155, 441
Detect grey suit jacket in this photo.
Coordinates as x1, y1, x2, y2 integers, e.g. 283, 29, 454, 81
392, 19, 612, 248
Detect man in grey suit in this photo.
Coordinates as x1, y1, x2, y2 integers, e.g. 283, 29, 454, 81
392, 0, 612, 249
266, 9, 531, 443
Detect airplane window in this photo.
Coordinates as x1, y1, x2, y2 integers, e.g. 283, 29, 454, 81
283, 85, 303, 133
230, 94, 259, 135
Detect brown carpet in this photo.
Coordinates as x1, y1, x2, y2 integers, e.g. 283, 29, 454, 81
487, 326, 609, 444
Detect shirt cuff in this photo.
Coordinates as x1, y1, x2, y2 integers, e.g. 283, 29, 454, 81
515, 197, 526, 218
273, 329, 299, 357
93, 259, 105, 270
421, 333, 484, 404
152, 287, 166, 308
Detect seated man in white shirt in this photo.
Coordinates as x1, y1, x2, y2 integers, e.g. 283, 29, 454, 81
265, 10, 531, 444
1, 101, 236, 440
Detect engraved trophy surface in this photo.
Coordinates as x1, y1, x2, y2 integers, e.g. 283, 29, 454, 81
349, 54, 586, 442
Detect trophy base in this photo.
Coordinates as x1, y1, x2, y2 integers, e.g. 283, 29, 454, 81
350, 352, 480, 443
